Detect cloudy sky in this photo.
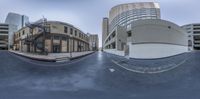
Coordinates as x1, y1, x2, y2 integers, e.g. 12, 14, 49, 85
0, 0, 199, 47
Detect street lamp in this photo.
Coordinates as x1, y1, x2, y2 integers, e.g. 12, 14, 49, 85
69, 35, 72, 58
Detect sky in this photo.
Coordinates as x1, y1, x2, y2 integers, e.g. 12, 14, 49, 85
0, 0, 200, 47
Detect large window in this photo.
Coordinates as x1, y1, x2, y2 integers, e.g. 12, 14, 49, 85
22, 30, 25, 35
70, 28, 73, 35
79, 33, 81, 38
127, 31, 132, 37
54, 36, 60, 40
64, 26, 68, 33
75, 30, 77, 36
194, 31, 200, 34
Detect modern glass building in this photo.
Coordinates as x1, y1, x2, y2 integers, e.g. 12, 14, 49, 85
109, 2, 160, 32
0, 23, 9, 50
5, 12, 29, 48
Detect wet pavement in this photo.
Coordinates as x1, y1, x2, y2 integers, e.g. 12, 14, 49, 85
0, 50, 200, 99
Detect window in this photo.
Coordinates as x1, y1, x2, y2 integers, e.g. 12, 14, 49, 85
127, 31, 132, 37
79, 33, 81, 38
45, 26, 50, 33
194, 31, 200, 34
0, 27, 8, 30
64, 26, 68, 33
194, 28, 200, 30
62, 37, 66, 40
54, 36, 60, 40
70, 28, 73, 35
194, 24, 200, 27
112, 32, 116, 38
0, 31, 8, 34
75, 30, 77, 36
46, 36, 51, 39
22, 30, 25, 35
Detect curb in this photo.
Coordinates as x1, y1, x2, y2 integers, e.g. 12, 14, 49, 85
10, 51, 56, 62
69, 51, 95, 60
9, 51, 95, 62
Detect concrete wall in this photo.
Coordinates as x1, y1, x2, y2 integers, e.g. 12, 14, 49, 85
130, 19, 188, 46
126, 19, 188, 59
129, 43, 188, 59
116, 26, 126, 50
104, 49, 125, 56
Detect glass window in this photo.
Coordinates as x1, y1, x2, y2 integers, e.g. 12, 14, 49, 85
64, 26, 68, 33
127, 31, 132, 37
62, 37, 66, 40
70, 28, 73, 35
22, 30, 25, 35
54, 36, 60, 40
75, 30, 77, 36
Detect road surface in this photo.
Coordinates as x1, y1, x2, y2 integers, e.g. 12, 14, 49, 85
0, 50, 200, 99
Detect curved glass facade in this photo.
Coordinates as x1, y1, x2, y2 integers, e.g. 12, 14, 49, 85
109, 2, 160, 32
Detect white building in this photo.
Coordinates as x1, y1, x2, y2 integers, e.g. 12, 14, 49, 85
108, 2, 160, 32
104, 19, 188, 59
103, 2, 188, 59
103, 2, 161, 50
182, 24, 200, 51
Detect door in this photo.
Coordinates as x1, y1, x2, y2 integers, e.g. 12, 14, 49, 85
53, 45, 60, 53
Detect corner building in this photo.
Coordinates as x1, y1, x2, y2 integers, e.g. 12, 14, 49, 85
14, 21, 89, 53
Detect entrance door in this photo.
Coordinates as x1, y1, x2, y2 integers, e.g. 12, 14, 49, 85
53, 45, 60, 53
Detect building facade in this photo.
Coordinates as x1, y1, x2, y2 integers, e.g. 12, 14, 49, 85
103, 2, 188, 59
0, 24, 9, 50
109, 2, 160, 32
5, 12, 29, 48
182, 24, 200, 50
102, 18, 109, 48
103, 2, 161, 50
104, 19, 188, 59
88, 33, 99, 51
14, 20, 89, 54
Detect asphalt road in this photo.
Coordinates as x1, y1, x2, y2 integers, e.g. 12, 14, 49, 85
0, 50, 200, 99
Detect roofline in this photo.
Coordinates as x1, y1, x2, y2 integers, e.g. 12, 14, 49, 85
110, 2, 160, 11
181, 23, 200, 27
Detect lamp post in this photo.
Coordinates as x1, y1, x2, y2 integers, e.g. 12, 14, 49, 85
69, 35, 72, 58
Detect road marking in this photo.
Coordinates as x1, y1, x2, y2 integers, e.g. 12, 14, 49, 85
109, 68, 115, 72
111, 55, 191, 74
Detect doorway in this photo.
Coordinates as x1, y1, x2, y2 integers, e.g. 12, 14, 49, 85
53, 44, 60, 53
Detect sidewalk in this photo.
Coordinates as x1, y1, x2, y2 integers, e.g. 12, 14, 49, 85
106, 52, 191, 74
9, 50, 94, 62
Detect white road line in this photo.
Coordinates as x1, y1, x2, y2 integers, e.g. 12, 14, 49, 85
109, 68, 115, 72
111, 55, 191, 74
